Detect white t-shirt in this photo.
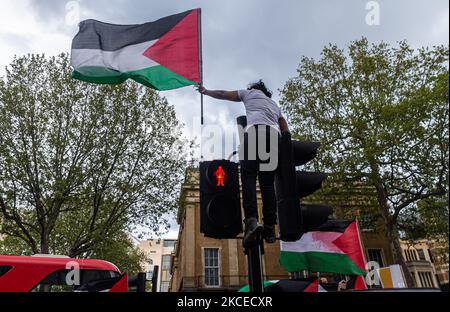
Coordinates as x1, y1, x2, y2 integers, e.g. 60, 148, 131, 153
238, 89, 282, 131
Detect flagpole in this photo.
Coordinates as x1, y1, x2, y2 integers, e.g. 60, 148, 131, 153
355, 217, 368, 266
355, 217, 369, 289
198, 8, 204, 160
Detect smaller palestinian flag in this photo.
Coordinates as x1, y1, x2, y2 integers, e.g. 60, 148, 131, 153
280, 220, 367, 276
238, 280, 279, 292
303, 279, 327, 292
71, 9, 201, 90
238, 279, 325, 292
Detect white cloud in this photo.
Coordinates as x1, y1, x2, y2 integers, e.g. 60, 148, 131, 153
430, 10, 449, 44
0, 0, 74, 75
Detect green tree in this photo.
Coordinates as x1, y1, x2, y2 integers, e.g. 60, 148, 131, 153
0, 228, 147, 275
84, 231, 148, 276
397, 195, 449, 242
398, 194, 449, 269
280, 38, 449, 287
0, 54, 189, 260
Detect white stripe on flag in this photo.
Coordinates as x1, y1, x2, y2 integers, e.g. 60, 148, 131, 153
280, 231, 344, 254
71, 40, 159, 72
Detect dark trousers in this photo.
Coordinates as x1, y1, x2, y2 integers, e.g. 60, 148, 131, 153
240, 125, 278, 226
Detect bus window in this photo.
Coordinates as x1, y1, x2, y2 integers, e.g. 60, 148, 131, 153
0, 266, 12, 278
31, 269, 120, 292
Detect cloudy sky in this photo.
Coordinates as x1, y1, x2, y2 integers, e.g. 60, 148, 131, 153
0, 0, 448, 239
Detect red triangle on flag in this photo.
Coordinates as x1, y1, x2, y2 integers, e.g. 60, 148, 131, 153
303, 279, 319, 292
332, 220, 366, 272
143, 9, 200, 84
354, 275, 367, 290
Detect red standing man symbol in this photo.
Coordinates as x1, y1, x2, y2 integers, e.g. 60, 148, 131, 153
215, 166, 226, 187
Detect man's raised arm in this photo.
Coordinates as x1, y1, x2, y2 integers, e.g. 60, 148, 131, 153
196, 86, 241, 102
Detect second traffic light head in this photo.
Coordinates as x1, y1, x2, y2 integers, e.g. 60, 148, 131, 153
301, 204, 334, 233
292, 140, 320, 166
295, 171, 327, 198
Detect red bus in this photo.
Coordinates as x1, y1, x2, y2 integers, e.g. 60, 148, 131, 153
0, 254, 128, 292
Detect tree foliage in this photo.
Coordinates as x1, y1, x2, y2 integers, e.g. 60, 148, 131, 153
398, 195, 449, 242
0, 227, 147, 275
280, 38, 449, 286
0, 53, 189, 260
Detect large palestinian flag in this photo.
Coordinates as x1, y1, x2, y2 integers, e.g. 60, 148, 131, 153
280, 220, 367, 276
71, 9, 201, 90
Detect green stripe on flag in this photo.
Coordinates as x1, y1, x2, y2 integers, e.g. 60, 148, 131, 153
280, 251, 366, 276
72, 65, 197, 90
238, 281, 278, 292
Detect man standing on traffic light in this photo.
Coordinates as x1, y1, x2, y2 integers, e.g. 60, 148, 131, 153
197, 80, 290, 246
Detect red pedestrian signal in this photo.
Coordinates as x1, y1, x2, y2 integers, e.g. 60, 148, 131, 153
215, 165, 226, 187
200, 160, 243, 239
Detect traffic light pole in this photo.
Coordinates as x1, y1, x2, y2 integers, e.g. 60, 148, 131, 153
244, 232, 265, 292
236, 115, 265, 292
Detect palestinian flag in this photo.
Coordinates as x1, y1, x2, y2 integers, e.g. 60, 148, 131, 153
303, 279, 327, 292
238, 280, 279, 292
71, 9, 201, 90
280, 220, 367, 276
238, 279, 326, 292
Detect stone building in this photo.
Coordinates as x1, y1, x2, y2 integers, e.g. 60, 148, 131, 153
400, 239, 448, 289
138, 238, 176, 292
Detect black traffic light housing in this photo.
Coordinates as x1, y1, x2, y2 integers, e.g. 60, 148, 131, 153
200, 160, 243, 238
275, 133, 301, 241
275, 132, 333, 241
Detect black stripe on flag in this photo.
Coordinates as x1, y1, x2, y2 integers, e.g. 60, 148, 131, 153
72, 9, 192, 51
315, 219, 353, 233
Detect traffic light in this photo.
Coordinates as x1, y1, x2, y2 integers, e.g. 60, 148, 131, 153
275, 132, 333, 241
200, 160, 243, 238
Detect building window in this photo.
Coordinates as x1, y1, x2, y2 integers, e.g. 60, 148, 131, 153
160, 281, 170, 292
404, 249, 411, 261
0, 266, 12, 278
146, 271, 153, 280
30, 269, 120, 292
418, 272, 434, 288
367, 249, 384, 267
404, 249, 410, 261
162, 255, 171, 270
204, 248, 220, 287
404, 248, 418, 261
161, 270, 171, 282
163, 240, 175, 248
417, 249, 426, 261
